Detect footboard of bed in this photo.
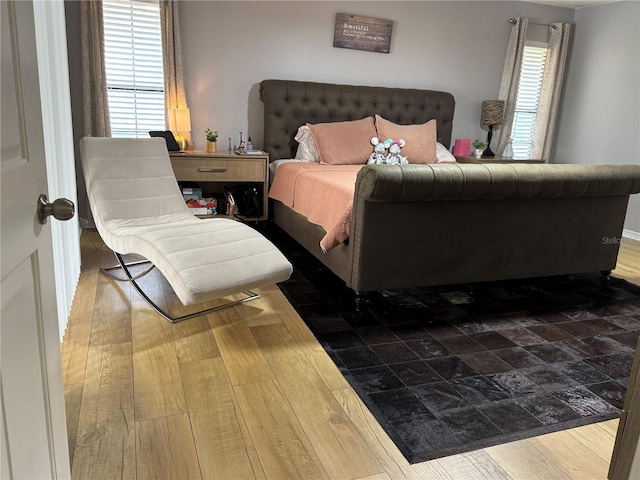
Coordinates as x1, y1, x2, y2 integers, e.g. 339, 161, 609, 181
272, 163, 640, 292
346, 163, 640, 291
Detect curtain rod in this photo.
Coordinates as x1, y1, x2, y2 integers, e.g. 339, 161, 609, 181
509, 18, 557, 30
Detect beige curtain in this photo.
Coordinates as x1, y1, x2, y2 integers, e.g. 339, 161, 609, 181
495, 17, 528, 155
160, 0, 189, 141
80, 0, 110, 137
80, 0, 110, 227
532, 22, 571, 160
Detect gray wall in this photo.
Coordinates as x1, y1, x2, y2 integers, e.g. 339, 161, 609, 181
68, 1, 640, 235
178, 1, 573, 151
554, 1, 640, 233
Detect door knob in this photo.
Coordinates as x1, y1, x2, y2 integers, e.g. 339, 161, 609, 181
37, 194, 75, 224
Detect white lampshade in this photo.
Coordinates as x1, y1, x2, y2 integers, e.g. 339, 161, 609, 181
171, 108, 191, 132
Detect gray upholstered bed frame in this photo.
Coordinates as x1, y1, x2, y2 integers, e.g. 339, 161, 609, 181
260, 79, 640, 292
259, 79, 455, 160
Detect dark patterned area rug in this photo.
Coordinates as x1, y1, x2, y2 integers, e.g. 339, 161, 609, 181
264, 224, 640, 464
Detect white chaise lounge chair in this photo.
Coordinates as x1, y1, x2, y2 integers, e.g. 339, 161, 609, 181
80, 137, 292, 322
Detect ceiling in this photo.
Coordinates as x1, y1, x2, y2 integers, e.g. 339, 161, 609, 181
523, 0, 621, 8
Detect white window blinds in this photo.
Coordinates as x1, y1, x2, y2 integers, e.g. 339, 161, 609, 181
511, 45, 548, 159
103, 0, 165, 138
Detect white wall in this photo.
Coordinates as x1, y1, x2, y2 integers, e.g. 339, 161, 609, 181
178, 1, 574, 152
35, 0, 81, 338
554, 1, 640, 234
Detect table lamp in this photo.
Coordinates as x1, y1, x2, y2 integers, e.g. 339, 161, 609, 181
171, 108, 191, 151
480, 100, 504, 158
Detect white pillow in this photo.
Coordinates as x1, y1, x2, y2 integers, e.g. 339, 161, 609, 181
436, 142, 457, 163
269, 159, 303, 185
294, 125, 320, 162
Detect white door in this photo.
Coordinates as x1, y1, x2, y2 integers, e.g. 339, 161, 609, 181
1, 0, 71, 478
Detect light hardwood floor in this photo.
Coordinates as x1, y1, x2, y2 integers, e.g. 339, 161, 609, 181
62, 231, 640, 479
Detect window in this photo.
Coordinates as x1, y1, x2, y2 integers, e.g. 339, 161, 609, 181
511, 44, 548, 159
103, 0, 165, 137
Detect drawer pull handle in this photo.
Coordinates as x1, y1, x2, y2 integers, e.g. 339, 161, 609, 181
198, 167, 227, 173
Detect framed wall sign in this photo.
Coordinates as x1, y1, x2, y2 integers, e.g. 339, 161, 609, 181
333, 13, 393, 54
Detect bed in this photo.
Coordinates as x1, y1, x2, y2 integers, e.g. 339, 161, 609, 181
260, 79, 640, 292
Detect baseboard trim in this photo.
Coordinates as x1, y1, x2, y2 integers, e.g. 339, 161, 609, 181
623, 229, 640, 242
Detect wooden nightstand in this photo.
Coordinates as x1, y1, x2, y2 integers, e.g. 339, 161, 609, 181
169, 150, 269, 219
455, 156, 545, 164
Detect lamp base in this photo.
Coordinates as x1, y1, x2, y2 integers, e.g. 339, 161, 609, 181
481, 147, 496, 158
175, 133, 189, 151
481, 125, 496, 158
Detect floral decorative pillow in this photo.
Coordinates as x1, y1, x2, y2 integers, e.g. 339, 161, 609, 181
294, 125, 320, 162
436, 142, 457, 163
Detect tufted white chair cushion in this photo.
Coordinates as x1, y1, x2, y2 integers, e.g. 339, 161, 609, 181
80, 137, 292, 305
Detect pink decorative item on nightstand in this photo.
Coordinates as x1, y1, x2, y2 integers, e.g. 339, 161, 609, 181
453, 139, 471, 157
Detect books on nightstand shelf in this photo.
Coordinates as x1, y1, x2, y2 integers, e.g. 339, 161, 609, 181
182, 186, 202, 200
188, 207, 209, 216
181, 185, 217, 216
185, 197, 217, 216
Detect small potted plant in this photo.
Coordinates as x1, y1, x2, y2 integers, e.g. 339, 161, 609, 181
205, 129, 219, 153
472, 139, 487, 159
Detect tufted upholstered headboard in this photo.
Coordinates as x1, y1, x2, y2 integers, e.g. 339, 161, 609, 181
259, 79, 456, 161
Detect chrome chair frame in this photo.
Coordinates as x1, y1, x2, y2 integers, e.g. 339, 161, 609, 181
100, 252, 260, 323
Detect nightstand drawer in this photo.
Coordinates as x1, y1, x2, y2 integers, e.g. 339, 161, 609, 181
171, 157, 266, 182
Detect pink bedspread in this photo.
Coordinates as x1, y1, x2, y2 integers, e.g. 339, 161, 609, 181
269, 163, 364, 252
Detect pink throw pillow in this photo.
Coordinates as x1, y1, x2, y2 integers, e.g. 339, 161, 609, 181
307, 117, 376, 165
375, 115, 437, 164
